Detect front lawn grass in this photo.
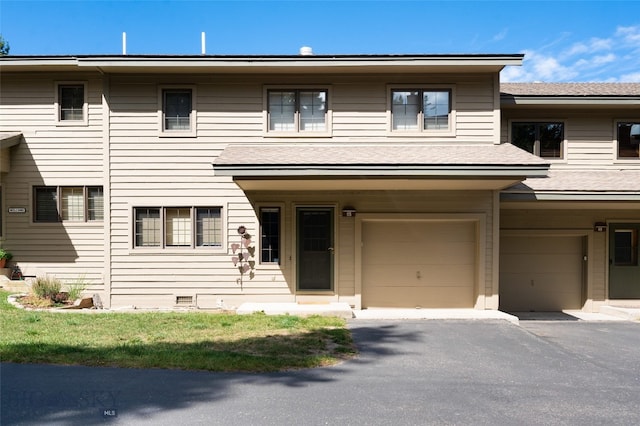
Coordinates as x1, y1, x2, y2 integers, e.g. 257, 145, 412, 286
0, 290, 356, 372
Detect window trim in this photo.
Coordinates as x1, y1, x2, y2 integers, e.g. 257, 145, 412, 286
263, 85, 332, 137
508, 120, 566, 160
55, 81, 88, 126
32, 185, 104, 224
614, 119, 640, 161
258, 205, 284, 266
387, 84, 456, 137
132, 206, 224, 251
158, 85, 197, 137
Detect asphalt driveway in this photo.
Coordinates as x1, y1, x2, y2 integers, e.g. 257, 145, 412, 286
2, 319, 639, 425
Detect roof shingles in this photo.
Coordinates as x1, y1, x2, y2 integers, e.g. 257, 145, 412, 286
215, 143, 548, 166
500, 82, 640, 97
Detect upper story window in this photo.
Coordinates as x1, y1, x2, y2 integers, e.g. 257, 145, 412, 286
34, 186, 103, 223
390, 88, 454, 135
159, 86, 196, 136
617, 121, 640, 159
56, 82, 87, 125
266, 88, 329, 135
511, 122, 564, 159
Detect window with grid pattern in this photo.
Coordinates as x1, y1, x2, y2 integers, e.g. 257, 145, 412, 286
134, 207, 222, 249
260, 207, 280, 264
61, 187, 84, 221
196, 208, 222, 247
58, 84, 85, 121
391, 89, 451, 132
135, 208, 161, 247
165, 208, 192, 246
34, 186, 103, 223
163, 89, 192, 131
268, 89, 327, 132
88, 187, 104, 221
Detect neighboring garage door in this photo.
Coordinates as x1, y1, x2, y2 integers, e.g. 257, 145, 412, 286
500, 235, 584, 311
362, 220, 476, 308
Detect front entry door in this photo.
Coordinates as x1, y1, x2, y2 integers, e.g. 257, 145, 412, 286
609, 223, 640, 299
297, 207, 334, 291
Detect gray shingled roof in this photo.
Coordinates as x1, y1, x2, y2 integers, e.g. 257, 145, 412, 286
505, 170, 640, 192
215, 143, 548, 166
500, 83, 640, 97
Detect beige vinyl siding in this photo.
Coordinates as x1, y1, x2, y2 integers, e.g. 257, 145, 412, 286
105, 73, 500, 307
501, 206, 640, 309
108, 77, 258, 304
0, 73, 105, 290
108, 73, 499, 145
248, 190, 495, 309
501, 108, 640, 169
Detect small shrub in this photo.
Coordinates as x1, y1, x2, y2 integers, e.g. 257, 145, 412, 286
31, 276, 62, 300
66, 274, 90, 300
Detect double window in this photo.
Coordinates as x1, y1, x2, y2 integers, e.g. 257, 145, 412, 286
511, 122, 564, 159
617, 121, 640, 159
56, 82, 87, 124
134, 207, 222, 248
34, 186, 103, 223
160, 87, 195, 135
390, 88, 453, 133
267, 89, 329, 133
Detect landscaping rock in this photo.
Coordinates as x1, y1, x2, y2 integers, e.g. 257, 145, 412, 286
92, 293, 103, 309
62, 297, 94, 309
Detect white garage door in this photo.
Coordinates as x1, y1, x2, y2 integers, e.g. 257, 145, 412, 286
500, 236, 584, 311
362, 220, 476, 308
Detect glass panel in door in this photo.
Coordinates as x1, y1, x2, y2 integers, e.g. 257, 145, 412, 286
297, 208, 334, 291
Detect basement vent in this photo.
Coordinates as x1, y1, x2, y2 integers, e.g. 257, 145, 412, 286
176, 296, 194, 306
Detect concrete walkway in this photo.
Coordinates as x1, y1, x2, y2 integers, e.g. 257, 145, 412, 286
236, 302, 639, 324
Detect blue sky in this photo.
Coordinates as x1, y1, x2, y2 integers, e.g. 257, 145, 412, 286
1, 0, 640, 82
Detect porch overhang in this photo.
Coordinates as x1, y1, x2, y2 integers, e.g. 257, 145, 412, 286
0, 132, 23, 173
213, 144, 550, 191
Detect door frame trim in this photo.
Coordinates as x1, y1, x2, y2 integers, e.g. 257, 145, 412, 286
293, 204, 337, 294
606, 220, 640, 301
355, 213, 485, 310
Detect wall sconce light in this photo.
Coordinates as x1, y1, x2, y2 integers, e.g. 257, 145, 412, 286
594, 222, 607, 232
342, 207, 357, 217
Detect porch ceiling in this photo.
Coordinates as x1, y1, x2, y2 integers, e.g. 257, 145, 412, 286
213, 143, 549, 191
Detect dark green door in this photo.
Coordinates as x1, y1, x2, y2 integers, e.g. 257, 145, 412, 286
297, 207, 334, 291
609, 223, 640, 299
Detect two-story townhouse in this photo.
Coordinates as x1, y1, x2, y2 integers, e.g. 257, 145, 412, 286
499, 83, 640, 312
0, 54, 638, 313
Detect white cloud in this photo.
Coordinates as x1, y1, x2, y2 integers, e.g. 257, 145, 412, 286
564, 37, 612, 56
616, 25, 640, 44
502, 25, 640, 82
621, 71, 640, 82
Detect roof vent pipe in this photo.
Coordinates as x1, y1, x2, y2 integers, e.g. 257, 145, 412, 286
299, 46, 313, 56
122, 32, 127, 55
201, 32, 206, 55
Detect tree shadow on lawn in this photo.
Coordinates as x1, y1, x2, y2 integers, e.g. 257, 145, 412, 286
1, 323, 421, 425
